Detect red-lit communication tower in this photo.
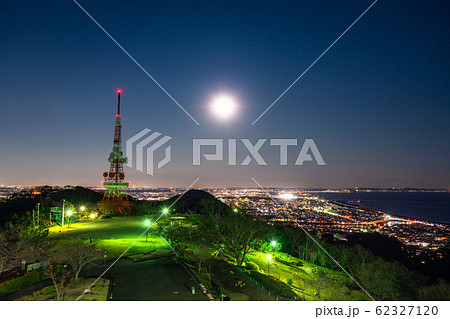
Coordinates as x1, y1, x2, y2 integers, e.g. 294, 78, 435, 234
98, 89, 132, 215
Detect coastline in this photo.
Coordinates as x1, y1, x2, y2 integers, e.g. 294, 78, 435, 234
311, 192, 450, 225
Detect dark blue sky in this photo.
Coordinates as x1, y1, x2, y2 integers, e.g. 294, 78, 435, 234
1, 0, 449, 188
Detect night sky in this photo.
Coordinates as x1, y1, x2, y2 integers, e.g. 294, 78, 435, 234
1, 0, 449, 189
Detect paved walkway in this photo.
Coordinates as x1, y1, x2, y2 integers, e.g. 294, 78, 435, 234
85, 257, 207, 301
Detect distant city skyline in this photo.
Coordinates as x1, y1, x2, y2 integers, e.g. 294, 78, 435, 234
1, 0, 449, 189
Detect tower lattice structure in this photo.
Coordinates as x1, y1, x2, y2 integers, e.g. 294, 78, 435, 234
98, 89, 132, 215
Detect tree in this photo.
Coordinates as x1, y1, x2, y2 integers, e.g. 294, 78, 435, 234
60, 243, 102, 283
46, 261, 69, 301
417, 279, 450, 300
282, 226, 305, 255
18, 220, 53, 261
204, 214, 266, 266
314, 268, 329, 300
0, 225, 32, 274
200, 198, 222, 217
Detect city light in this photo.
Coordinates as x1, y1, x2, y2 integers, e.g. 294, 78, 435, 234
144, 220, 150, 226
90, 213, 96, 219
80, 206, 85, 211
271, 241, 277, 247
163, 208, 169, 214
66, 210, 73, 216
266, 254, 272, 260
279, 193, 296, 200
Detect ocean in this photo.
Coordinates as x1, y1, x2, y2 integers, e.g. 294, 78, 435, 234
310, 192, 450, 224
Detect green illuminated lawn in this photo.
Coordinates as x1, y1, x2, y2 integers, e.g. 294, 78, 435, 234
48, 216, 172, 258
18, 278, 110, 301
247, 251, 367, 300
95, 236, 172, 258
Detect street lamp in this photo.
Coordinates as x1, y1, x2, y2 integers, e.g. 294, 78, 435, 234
66, 210, 73, 227
144, 220, 150, 242
162, 208, 169, 214
90, 213, 96, 220
271, 241, 277, 251
80, 206, 85, 211
266, 254, 272, 276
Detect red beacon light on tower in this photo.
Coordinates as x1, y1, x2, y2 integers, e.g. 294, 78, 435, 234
117, 89, 122, 94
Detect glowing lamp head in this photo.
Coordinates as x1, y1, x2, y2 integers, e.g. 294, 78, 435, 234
266, 254, 272, 260
144, 220, 150, 226
163, 208, 169, 214
117, 89, 122, 94
211, 95, 236, 119
90, 213, 96, 219
66, 210, 73, 216
271, 241, 277, 247
80, 206, 85, 211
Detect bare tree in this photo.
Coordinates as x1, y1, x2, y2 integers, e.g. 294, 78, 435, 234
0, 227, 31, 274
46, 261, 69, 301
60, 243, 102, 283
203, 259, 213, 285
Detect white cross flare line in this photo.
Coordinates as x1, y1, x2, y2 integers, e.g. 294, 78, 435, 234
75, 178, 200, 301
252, 0, 379, 125
251, 177, 376, 301
72, 0, 200, 126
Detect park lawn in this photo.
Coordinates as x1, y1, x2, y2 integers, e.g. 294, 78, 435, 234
95, 236, 172, 258
17, 278, 110, 301
47, 216, 172, 258
48, 221, 89, 235
248, 251, 356, 300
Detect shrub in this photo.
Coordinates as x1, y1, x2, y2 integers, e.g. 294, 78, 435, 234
249, 271, 297, 299
0, 271, 48, 297
217, 287, 229, 300
41, 286, 55, 294
275, 255, 303, 268
286, 278, 293, 285
225, 256, 237, 264
341, 286, 350, 295
245, 261, 259, 272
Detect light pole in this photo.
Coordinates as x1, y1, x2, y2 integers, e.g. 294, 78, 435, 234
36, 203, 40, 227
144, 220, 150, 242
62, 199, 65, 227
266, 254, 272, 276
66, 210, 73, 227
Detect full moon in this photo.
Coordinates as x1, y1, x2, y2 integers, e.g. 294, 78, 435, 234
211, 95, 237, 119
